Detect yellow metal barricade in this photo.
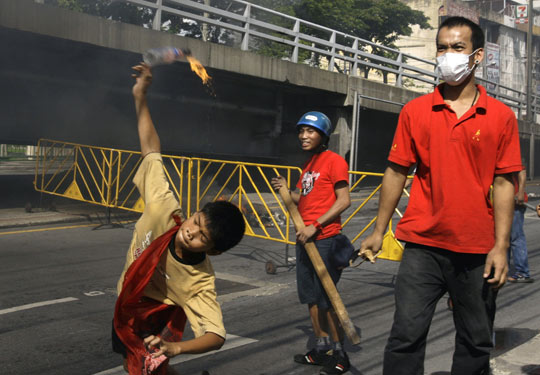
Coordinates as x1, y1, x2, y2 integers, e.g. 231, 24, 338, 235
190, 157, 301, 245
35, 139, 413, 264
342, 171, 412, 262
35, 139, 122, 207
34, 139, 190, 213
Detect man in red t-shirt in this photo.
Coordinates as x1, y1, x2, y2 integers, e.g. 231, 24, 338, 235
360, 17, 521, 375
272, 111, 352, 375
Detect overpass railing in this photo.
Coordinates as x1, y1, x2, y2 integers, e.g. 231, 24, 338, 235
117, 0, 538, 118
34, 139, 406, 259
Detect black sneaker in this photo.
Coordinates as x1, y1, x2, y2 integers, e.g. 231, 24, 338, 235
293, 348, 333, 366
508, 274, 535, 283
320, 351, 350, 374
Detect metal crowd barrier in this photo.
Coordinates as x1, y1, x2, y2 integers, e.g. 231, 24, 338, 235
34, 139, 408, 269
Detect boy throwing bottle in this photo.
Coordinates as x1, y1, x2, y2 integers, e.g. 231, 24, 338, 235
112, 63, 245, 374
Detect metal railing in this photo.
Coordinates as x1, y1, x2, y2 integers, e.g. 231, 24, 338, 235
34, 139, 407, 254
189, 157, 301, 244
118, 0, 538, 118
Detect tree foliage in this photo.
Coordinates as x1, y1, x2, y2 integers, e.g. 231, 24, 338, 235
43, 0, 430, 73
293, 0, 430, 47
293, 0, 430, 81
45, 0, 153, 25
46, 0, 237, 45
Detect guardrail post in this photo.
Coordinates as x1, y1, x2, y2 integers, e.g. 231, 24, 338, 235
328, 31, 336, 72
396, 52, 403, 87
241, 3, 251, 51
351, 39, 359, 77
292, 20, 300, 63
152, 0, 162, 31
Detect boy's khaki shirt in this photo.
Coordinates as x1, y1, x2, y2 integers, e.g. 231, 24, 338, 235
117, 153, 226, 339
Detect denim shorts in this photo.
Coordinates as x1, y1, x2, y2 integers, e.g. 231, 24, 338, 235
296, 234, 344, 310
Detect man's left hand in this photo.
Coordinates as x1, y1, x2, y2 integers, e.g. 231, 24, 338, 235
483, 246, 508, 289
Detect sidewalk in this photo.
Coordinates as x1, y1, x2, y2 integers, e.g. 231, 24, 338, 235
492, 332, 540, 375
0, 199, 139, 230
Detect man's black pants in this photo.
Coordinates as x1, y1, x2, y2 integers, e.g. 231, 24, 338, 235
383, 243, 497, 375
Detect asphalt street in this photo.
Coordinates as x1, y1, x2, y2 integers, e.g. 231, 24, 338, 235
1, 173, 540, 374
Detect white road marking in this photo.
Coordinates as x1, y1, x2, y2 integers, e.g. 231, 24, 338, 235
0, 297, 78, 315
92, 334, 258, 375
84, 291, 105, 296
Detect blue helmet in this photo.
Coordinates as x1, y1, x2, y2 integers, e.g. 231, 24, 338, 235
296, 111, 332, 137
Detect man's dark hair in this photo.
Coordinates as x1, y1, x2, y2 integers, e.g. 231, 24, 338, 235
437, 16, 485, 51
201, 200, 245, 252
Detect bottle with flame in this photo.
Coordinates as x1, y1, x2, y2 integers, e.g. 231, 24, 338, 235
142, 47, 212, 86
142, 47, 191, 67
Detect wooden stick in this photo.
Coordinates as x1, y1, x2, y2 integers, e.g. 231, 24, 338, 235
278, 187, 360, 345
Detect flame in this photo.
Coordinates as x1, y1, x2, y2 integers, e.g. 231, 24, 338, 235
186, 55, 212, 84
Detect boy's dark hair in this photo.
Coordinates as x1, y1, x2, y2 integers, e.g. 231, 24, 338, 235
201, 200, 245, 252
437, 16, 485, 51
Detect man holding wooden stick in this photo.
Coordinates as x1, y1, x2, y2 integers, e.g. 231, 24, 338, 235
360, 17, 522, 375
271, 111, 352, 375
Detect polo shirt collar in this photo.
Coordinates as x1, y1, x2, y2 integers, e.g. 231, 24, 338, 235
432, 83, 487, 111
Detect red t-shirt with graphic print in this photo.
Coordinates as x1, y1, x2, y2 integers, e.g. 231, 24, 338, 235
296, 150, 349, 240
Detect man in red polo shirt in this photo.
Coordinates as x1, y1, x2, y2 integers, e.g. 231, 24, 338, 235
360, 16, 522, 375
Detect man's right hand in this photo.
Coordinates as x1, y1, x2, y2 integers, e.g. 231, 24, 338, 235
132, 63, 153, 99
144, 335, 180, 358
359, 232, 384, 263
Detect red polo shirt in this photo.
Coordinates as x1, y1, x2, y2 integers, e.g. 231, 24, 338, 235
389, 84, 522, 254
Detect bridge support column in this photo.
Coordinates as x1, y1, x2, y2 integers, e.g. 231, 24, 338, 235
330, 108, 352, 160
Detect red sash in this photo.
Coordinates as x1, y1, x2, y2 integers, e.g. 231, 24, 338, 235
114, 216, 187, 374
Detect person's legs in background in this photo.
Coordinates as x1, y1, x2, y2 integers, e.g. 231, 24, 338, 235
508, 205, 534, 283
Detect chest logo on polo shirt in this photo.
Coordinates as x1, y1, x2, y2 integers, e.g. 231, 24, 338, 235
301, 171, 320, 196
472, 129, 481, 142
392, 143, 397, 151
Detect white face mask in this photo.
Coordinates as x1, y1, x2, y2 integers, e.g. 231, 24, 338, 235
436, 49, 479, 86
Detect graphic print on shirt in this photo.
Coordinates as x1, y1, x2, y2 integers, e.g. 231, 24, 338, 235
134, 230, 153, 260
301, 171, 320, 196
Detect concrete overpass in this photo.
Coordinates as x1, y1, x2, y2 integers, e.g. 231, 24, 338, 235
0, 0, 536, 173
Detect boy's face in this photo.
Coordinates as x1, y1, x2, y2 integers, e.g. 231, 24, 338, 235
176, 211, 218, 255
298, 125, 323, 151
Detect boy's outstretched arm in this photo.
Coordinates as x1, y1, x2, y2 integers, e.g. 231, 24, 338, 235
132, 63, 161, 157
